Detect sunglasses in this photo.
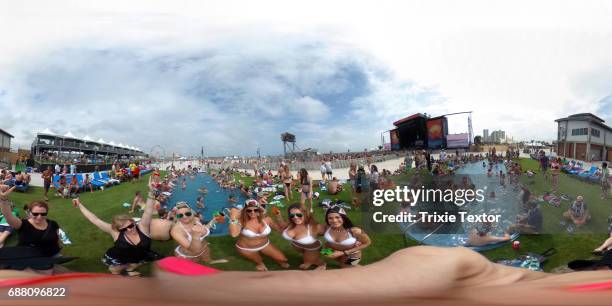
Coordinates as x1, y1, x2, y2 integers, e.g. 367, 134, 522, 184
246, 209, 260, 213
289, 213, 304, 218
176, 212, 193, 219
119, 223, 135, 232
31, 212, 48, 217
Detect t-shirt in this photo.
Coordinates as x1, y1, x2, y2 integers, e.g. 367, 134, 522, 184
527, 208, 543, 232
17, 219, 61, 257
0, 209, 19, 226
602, 167, 610, 183
324, 161, 332, 172
320, 165, 326, 173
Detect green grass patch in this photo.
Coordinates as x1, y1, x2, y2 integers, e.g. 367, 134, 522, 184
4, 159, 609, 273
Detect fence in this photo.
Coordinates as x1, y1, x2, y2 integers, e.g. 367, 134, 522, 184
208, 154, 401, 172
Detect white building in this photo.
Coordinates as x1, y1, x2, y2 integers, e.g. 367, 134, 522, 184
555, 113, 612, 162
483, 129, 489, 142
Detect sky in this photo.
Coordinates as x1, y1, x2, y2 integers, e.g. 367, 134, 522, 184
1, 0, 611, 156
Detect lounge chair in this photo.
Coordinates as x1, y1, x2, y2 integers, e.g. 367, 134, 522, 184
578, 166, 597, 180
101, 172, 120, 185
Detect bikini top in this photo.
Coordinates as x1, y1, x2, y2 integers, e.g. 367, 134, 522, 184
241, 222, 271, 238
324, 227, 357, 246
179, 222, 209, 242
282, 225, 318, 245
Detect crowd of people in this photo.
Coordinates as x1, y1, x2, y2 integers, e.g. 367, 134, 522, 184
0, 147, 610, 278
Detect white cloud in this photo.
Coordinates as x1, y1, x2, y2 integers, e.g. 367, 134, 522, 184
1, 0, 611, 155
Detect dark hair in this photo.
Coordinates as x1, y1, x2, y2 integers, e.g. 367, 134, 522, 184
158, 208, 168, 219
521, 187, 531, 205
325, 207, 353, 229
604, 162, 608, 168
299, 168, 309, 185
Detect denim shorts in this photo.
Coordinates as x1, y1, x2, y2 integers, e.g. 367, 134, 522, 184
0, 225, 15, 233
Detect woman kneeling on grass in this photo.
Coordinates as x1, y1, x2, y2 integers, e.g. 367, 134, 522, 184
73, 187, 159, 276
279, 204, 326, 270
318, 206, 371, 268
229, 200, 289, 271
170, 202, 228, 264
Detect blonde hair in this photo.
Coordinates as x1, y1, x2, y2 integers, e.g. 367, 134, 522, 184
240, 201, 264, 225
111, 215, 134, 231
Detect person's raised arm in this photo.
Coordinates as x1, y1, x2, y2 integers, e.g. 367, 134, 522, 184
138, 188, 156, 235
73, 198, 113, 235
228, 208, 241, 237
0, 186, 21, 229
266, 210, 285, 232
129, 196, 138, 214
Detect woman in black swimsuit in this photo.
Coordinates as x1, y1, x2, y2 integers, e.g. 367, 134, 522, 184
73, 182, 158, 276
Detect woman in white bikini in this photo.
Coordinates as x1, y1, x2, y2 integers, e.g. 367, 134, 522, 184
319, 206, 371, 268
170, 202, 228, 264
280, 204, 326, 270
228, 200, 288, 271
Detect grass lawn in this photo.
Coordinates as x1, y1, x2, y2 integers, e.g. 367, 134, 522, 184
2, 158, 609, 274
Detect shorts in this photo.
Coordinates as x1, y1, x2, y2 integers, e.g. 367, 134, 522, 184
284, 183, 291, 188
0, 225, 14, 233
326, 171, 332, 175
44, 181, 51, 191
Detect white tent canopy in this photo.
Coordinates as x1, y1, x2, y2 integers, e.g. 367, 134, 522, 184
38, 128, 58, 136
63, 131, 77, 139
35, 130, 142, 152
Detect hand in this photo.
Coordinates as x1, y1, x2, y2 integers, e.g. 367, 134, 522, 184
327, 250, 344, 259
0, 185, 16, 201
229, 207, 241, 219
72, 198, 81, 207
190, 224, 206, 237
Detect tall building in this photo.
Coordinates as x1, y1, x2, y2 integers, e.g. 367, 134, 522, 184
483, 129, 489, 143
490, 130, 506, 143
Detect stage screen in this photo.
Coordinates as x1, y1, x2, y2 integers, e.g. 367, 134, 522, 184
426, 117, 446, 149
390, 129, 400, 150
446, 133, 469, 148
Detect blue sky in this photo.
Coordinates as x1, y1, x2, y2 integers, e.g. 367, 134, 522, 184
1, 1, 611, 156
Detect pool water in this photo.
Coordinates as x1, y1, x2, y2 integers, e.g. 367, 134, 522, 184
402, 161, 521, 248
168, 173, 248, 236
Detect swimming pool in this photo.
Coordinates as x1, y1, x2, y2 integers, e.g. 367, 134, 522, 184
402, 161, 521, 249
168, 172, 247, 236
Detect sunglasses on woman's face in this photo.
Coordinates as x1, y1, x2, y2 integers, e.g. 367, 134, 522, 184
119, 223, 135, 232
246, 209, 260, 213
176, 211, 193, 219
289, 213, 304, 218
31, 212, 48, 217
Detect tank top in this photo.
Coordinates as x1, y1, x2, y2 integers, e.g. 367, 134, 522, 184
105, 226, 152, 263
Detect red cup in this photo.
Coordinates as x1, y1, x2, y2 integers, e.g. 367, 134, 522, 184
512, 240, 520, 250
